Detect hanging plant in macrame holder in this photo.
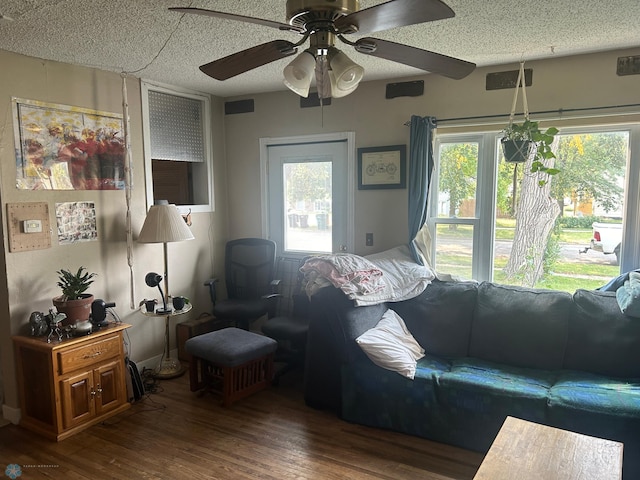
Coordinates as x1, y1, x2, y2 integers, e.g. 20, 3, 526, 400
502, 138, 537, 164
501, 62, 535, 163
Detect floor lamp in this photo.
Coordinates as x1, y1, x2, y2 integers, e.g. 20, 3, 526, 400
138, 200, 194, 378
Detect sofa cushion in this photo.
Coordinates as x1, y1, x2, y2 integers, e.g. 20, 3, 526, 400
469, 282, 571, 370
414, 354, 454, 381
391, 280, 478, 358
341, 354, 451, 441
549, 370, 640, 418
437, 357, 557, 451
355, 309, 425, 379
547, 369, 640, 480
440, 357, 558, 400
565, 289, 640, 378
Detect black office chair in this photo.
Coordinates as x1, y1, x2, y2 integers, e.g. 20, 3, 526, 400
205, 238, 279, 331
261, 256, 311, 384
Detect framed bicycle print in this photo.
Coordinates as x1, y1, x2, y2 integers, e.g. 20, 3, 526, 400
357, 144, 406, 190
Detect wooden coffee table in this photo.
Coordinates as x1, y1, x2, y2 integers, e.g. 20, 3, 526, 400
473, 416, 623, 480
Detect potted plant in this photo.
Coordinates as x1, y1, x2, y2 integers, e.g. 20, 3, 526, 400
52, 266, 97, 324
501, 119, 561, 185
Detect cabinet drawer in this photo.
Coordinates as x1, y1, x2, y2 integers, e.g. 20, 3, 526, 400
58, 336, 121, 375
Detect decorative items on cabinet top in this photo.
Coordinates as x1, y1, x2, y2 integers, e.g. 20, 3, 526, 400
29, 297, 119, 343
16, 321, 131, 348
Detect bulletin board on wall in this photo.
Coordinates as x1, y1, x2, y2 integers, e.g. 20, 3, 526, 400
7, 202, 51, 252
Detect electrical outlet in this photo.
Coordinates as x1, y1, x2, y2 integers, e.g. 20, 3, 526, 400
366, 233, 374, 246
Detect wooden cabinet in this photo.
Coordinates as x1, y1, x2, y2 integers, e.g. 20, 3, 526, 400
13, 323, 131, 441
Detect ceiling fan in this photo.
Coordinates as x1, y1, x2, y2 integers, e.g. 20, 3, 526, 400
170, 0, 475, 98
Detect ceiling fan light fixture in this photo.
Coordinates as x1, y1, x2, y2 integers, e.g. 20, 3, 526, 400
177, 2, 475, 92
328, 70, 359, 98
283, 50, 316, 97
328, 48, 364, 97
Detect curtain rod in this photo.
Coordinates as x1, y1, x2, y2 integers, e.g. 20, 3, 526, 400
404, 102, 640, 126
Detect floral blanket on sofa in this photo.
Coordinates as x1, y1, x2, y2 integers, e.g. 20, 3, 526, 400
301, 245, 436, 306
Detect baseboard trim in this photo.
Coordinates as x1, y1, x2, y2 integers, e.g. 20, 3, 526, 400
2, 404, 20, 425
134, 348, 180, 374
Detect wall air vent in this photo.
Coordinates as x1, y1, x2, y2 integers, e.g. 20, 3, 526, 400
224, 99, 255, 115
385, 80, 424, 99
617, 56, 640, 76
486, 69, 533, 90
300, 92, 332, 108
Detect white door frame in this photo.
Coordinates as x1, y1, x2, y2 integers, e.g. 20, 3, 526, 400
259, 132, 356, 253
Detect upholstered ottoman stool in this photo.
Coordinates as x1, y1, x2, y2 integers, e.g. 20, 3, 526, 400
185, 327, 278, 406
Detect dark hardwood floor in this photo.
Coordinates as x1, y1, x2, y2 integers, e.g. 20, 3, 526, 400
0, 367, 484, 479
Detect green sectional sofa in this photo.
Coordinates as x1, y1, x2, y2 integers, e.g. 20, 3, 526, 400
304, 280, 640, 478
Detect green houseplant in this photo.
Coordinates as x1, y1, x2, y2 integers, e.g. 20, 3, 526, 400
501, 119, 561, 185
52, 266, 97, 324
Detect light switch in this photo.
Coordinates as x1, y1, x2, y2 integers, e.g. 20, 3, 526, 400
23, 219, 43, 233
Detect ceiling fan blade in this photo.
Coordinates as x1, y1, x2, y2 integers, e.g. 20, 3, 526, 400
354, 37, 475, 80
335, 0, 454, 35
200, 40, 298, 80
169, 7, 303, 33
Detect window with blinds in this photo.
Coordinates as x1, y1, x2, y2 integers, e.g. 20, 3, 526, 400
142, 83, 213, 212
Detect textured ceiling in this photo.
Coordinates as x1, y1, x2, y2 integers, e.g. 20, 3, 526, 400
1, 0, 639, 98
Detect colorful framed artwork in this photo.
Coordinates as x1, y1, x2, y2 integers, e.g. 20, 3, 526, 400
12, 98, 125, 190
357, 144, 407, 190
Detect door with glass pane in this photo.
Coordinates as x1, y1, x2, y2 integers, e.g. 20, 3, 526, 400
266, 139, 349, 256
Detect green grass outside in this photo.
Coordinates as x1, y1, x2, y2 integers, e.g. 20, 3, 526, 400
440, 224, 592, 244
552, 263, 618, 277
434, 224, 618, 292
557, 230, 592, 244
437, 245, 617, 293
492, 271, 606, 291
535, 276, 606, 291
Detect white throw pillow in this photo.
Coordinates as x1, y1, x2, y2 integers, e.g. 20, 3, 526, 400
355, 309, 425, 379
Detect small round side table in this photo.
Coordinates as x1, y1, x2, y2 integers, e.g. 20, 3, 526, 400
140, 301, 192, 379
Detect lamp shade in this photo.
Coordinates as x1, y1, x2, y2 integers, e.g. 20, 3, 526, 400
283, 50, 316, 97
328, 49, 363, 98
138, 200, 194, 244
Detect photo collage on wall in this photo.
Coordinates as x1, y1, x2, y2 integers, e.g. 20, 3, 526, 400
56, 202, 98, 245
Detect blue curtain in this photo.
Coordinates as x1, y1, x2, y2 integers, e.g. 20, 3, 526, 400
408, 115, 437, 263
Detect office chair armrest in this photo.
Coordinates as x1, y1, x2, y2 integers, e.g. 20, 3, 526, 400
261, 292, 282, 318
204, 278, 219, 306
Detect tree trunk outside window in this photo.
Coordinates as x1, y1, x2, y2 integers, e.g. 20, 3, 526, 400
504, 140, 560, 286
